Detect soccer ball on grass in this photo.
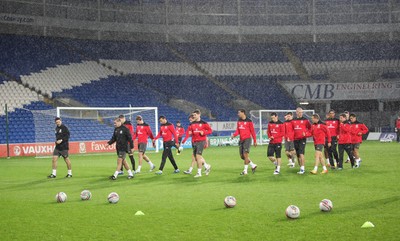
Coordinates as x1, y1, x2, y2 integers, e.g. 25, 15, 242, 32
319, 199, 333, 212
108, 192, 119, 204
224, 196, 236, 208
55, 192, 67, 203
285, 205, 300, 219
80, 190, 92, 201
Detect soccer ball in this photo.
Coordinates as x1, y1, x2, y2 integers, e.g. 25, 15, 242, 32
55, 192, 67, 203
224, 196, 236, 208
108, 192, 119, 204
178, 146, 183, 152
80, 190, 92, 201
285, 205, 300, 219
319, 199, 333, 212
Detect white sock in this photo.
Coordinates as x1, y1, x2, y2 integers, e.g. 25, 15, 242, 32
137, 165, 142, 171
326, 158, 329, 163
356, 158, 360, 163
244, 165, 249, 172
322, 166, 327, 170
52, 169, 57, 176
67, 170, 72, 175
313, 166, 318, 171
300, 166, 305, 171
148, 161, 153, 167
197, 169, 202, 175
276, 166, 281, 172
204, 163, 209, 170
188, 167, 193, 172
128, 170, 133, 176
288, 159, 292, 164
113, 171, 119, 177
249, 161, 255, 168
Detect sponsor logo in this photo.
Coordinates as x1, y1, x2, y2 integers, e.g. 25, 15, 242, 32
91, 142, 115, 151
14, 146, 21, 156
79, 142, 86, 153
379, 133, 396, 140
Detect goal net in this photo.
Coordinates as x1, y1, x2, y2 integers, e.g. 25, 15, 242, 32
249, 109, 315, 145
30, 106, 158, 157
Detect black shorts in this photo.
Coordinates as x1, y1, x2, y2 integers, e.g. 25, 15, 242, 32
53, 148, 68, 158
239, 138, 252, 156
284, 141, 295, 151
267, 143, 282, 158
314, 144, 324, 152
117, 151, 126, 159
178, 137, 183, 144
193, 141, 206, 156
294, 139, 307, 155
138, 143, 147, 153
352, 143, 361, 149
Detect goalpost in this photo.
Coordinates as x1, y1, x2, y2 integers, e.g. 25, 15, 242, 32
31, 106, 159, 158
249, 109, 315, 145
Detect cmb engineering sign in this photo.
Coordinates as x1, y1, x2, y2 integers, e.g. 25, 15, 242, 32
281, 81, 400, 101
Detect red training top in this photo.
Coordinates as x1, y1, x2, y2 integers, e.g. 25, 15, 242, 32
395, 119, 400, 129
232, 117, 257, 142
176, 126, 185, 138
325, 118, 340, 137
284, 120, 295, 142
292, 117, 311, 140
311, 121, 331, 145
267, 120, 285, 144
124, 120, 135, 137
182, 120, 212, 143
133, 123, 154, 144
338, 121, 352, 144
154, 122, 178, 144
350, 121, 369, 144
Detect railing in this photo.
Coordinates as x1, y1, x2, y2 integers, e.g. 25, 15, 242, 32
0, 0, 399, 41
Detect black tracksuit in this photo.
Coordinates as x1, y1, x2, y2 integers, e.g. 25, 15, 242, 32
108, 125, 134, 153
55, 124, 70, 151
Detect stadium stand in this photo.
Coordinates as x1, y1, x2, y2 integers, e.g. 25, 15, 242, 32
0, 34, 82, 78
63, 38, 180, 61
219, 77, 296, 110
173, 43, 289, 62
20, 61, 116, 98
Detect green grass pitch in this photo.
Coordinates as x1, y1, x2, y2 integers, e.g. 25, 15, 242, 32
0, 141, 399, 241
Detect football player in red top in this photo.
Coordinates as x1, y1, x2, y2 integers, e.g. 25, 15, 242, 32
133, 115, 156, 173
349, 113, 369, 168
283, 112, 296, 168
175, 121, 185, 155
182, 109, 212, 178
324, 110, 340, 168
231, 109, 258, 175
153, 115, 180, 175
183, 114, 210, 175
267, 113, 285, 175
395, 115, 400, 143
338, 113, 355, 169
291, 107, 312, 174
310, 114, 331, 174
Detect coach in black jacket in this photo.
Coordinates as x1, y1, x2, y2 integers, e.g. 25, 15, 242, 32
106, 117, 135, 180
47, 117, 72, 178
